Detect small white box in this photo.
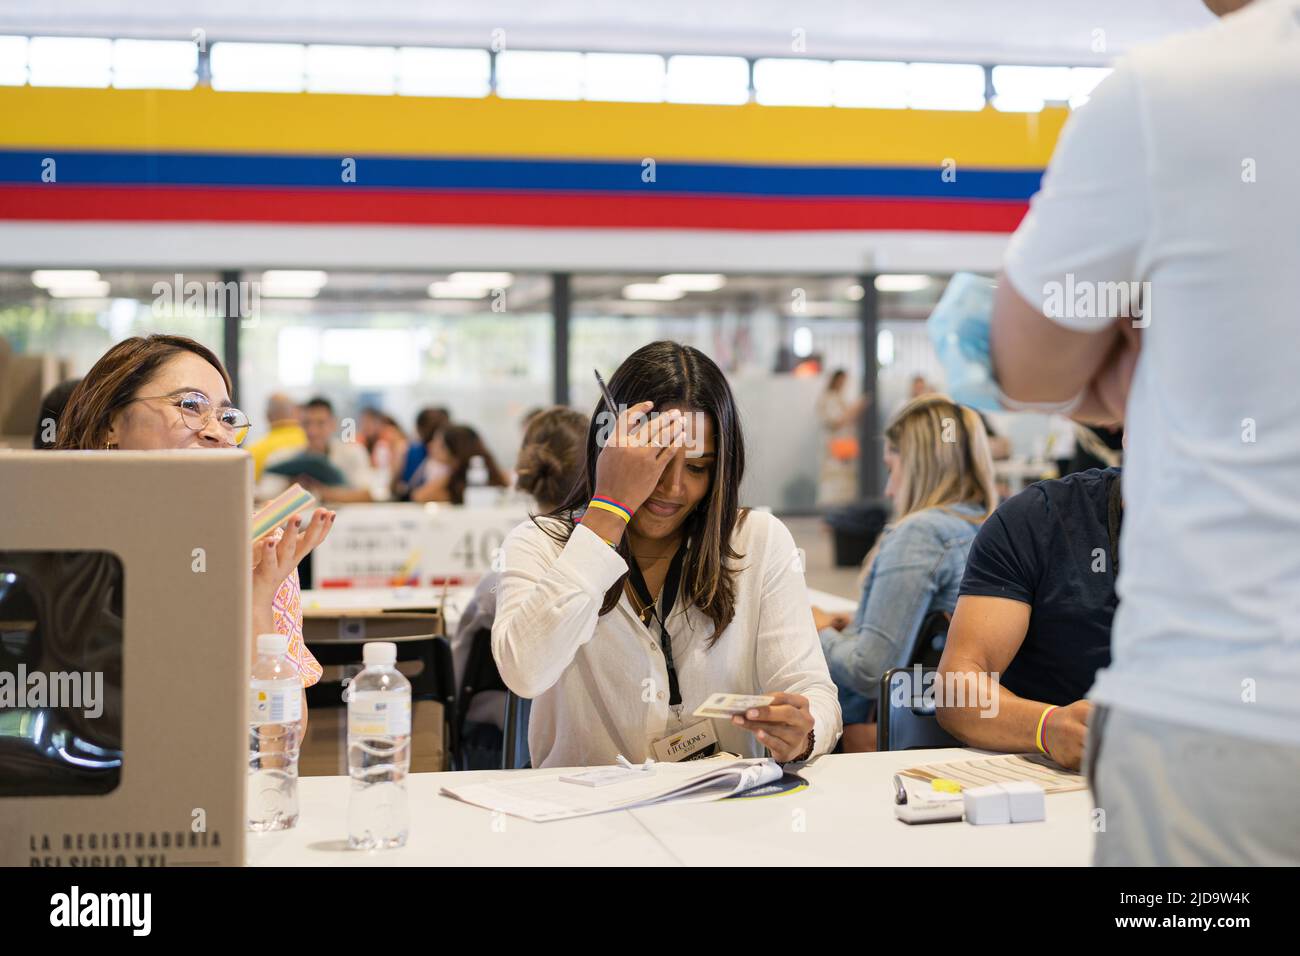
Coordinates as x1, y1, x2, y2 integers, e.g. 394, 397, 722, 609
1001, 781, 1046, 823
963, 783, 1011, 825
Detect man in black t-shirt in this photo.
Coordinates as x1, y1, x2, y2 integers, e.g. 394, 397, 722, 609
934, 467, 1120, 770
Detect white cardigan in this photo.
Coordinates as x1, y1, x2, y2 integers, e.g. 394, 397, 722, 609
491, 509, 843, 768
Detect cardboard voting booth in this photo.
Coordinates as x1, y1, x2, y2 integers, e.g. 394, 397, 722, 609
0, 450, 250, 866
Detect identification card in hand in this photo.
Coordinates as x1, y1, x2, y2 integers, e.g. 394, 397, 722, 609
650, 718, 719, 762
692, 692, 775, 719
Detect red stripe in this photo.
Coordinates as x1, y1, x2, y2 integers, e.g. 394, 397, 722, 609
0, 184, 1027, 232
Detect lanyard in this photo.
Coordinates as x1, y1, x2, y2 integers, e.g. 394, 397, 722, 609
626, 544, 687, 707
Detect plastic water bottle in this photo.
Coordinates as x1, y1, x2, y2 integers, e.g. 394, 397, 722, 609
463, 454, 498, 507
247, 633, 303, 832
347, 642, 412, 849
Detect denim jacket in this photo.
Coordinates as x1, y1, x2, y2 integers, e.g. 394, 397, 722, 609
820, 501, 985, 702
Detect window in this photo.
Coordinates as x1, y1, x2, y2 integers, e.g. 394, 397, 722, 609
305, 44, 397, 95
584, 53, 665, 103
0, 36, 28, 85
111, 39, 198, 90
833, 60, 909, 109
665, 55, 749, 105
905, 62, 986, 111
211, 42, 306, 93
397, 47, 490, 97
28, 36, 112, 88
495, 50, 584, 100
754, 58, 833, 107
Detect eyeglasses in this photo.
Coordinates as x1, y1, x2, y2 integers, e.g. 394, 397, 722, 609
130, 390, 251, 446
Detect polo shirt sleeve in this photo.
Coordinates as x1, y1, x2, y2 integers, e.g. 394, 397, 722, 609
959, 493, 1041, 606
1002, 62, 1150, 332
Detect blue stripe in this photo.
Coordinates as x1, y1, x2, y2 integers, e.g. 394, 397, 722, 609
0, 149, 1041, 200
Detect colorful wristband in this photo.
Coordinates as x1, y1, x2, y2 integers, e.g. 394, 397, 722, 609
1035, 705, 1058, 755
588, 496, 632, 524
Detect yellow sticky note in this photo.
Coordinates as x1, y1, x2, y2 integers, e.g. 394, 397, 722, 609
931, 778, 963, 793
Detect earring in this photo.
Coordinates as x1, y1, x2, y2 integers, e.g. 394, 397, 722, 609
105, 440, 117, 450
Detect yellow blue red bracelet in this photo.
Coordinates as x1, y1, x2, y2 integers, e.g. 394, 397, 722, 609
587, 495, 632, 523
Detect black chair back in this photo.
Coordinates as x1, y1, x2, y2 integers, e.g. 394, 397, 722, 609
877, 667, 961, 751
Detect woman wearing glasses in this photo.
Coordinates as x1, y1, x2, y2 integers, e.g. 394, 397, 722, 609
55, 335, 335, 696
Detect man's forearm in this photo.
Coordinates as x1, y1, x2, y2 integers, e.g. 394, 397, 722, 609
990, 276, 1120, 405
935, 670, 1052, 753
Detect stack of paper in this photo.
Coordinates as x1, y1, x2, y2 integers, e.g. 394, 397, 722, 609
440, 757, 783, 822
900, 753, 1085, 794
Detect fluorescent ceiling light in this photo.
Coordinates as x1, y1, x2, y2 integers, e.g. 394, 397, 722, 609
261, 270, 327, 298
428, 281, 488, 299
32, 270, 100, 288
874, 274, 932, 293
447, 272, 514, 287
48, 281, 111, 298
659, 273, 726, 292
623, 283, 685, 301
845, 284, 865, 301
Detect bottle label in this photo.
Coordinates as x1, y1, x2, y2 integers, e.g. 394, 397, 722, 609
348, 691, 411, 737
250, 679, 302, 725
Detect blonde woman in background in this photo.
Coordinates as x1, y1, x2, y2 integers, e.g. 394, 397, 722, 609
813, 394, 997, 751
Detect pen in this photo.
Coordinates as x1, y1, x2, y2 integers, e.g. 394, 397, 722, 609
593, 368, 619, 418
893, 774, 908, 805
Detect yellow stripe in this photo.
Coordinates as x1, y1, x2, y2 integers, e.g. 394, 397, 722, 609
0, 86, 1066, 168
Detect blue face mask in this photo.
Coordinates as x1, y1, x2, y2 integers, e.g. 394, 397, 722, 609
927, 272, 1082, 415
927, 272, 1003, 412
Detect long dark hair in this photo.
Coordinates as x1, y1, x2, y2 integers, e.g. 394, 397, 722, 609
440, 424, 508, 504
537, 341, 747, 646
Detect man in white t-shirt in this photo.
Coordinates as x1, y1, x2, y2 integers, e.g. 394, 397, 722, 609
989, 0, 1300, 865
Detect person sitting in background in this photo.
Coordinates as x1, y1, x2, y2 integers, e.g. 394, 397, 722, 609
493, 341, 841, 768
452, 406, 588, 767
358, 407, 408, 488
410, 424, 508, 504
285, 397, 388, 503
394, 406, 450, 500
53, 334, 335, 731
935, 466, 1120, 770
814, 368, 867, 507
815, 395, 998, 752
31, 378, 80, 448
245, 392, 305, 481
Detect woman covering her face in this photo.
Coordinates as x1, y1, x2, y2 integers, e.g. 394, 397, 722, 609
492, 341, 842, 768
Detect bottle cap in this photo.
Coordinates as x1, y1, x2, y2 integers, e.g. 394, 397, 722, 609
363, 641, 397, 666
257, 633, 289, 657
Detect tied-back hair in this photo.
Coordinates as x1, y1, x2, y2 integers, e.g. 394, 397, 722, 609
54, 334, 232, 451
535, 341, 747, 647
860, 393, 998, 583
515, 406, 589, 513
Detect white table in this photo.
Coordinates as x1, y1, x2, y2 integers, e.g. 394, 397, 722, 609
302, 585, 475, 635
247, 749, 1095, 867
303, 585, 858, 639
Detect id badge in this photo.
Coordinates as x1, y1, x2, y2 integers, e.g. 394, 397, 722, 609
650, 718, 719, 762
